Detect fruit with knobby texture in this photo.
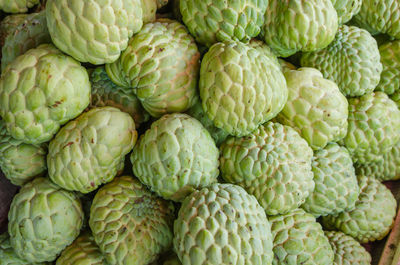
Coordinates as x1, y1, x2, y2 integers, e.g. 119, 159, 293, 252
341, 92, 400, 165
269, 208, 334, 265
375, 40, 400, 95
179, 0, 268, 47
0, 11, 50, 71
390, 89, 400, 108
220, 121, 314, 216
106, 19, 199, 117
48, 107, 137, 194
141, 0, 169, 23
0, 0, 39, 13
173, 183, 274, 265
331, 0, 362, 24
325, 230, 371, 265
200, 41, 287, 137
262, 0, 338, 57
276, 67, 348, 150
56, 231, 106, 265
322, 176, 397, 243
301, 143, 359, 217
0, 120, 46, 186
46, 0, 143, 65
89, 176, 175, 265
8, 177, 84, 263
355, 141, 400, 181
0, 44, 91, 144
352, 0, 400, 39
162, 252, 181, 265
301, 25, 382, 97
131, 113, 219, 201
89, 67, 150, 129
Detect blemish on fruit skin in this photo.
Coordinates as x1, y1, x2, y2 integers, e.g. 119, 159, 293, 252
90, 182, 95, 187
63, 142, 74, 148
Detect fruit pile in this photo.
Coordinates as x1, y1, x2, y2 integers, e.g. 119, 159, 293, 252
0, 0, 399, 264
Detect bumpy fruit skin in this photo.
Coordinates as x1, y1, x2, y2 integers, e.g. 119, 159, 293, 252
141, 0, 168, 23
220, 121, 314, 216
56, 232, 106, 265
331, 0, 362, 24
179, 0, 267, 47
341, 92, 400, 165
48, 107, 137, 194
301, 143, 359, 217
352, 0, 400, 39
106, 19, 199, 117
186, 100, 229, 146
0, 44, 90, 144
0, 0, 39, 13
355, 141, 400, 181
90, 67, 150, 128
131, 113, 219, 201
46, 0, 143, 65
8, 177, 84, 263
0, 11, 50, 71
301, 25, 382, 97
390, 89, 400, 107
277, 68, 348, 150
0, 120, 46, 186
173, 183, 274, 265
269, 208, 334, 265
325, 231, 371, 265
262, 0, 338, 57
322, 176, 397, 243
162, 252, 182, 265
200, 42, 287, 137
375, 40, 400, 95
89, 176, 175, 265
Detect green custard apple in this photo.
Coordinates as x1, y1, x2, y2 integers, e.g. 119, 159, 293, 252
89, 176, 175, 265
173, 183, 274, 265
46, 0, 143, 65
322, 176, 397, 243
8, 177, 84, 263
220, 121, 314, 216
331, 0, 362, 24
375, 40, 400, 95
301, 143, 359, 217
48, 107, 137, 193
276, 67, 348, 150
0, 44, 91, 144
131, 113, 219, 201
0, 0, 39, 13
179, 0, 268, 47
200, 41, 287, 137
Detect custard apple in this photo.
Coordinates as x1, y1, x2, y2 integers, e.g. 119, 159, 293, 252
173, 183, 274, 265
0, 120, 46, 186
46, 0, 143, 65
200, 41, 287, 137
0, 0, 39, 13
276, 67, 348, 150
0, 44, 91, 144
179, 0, 268, 47
56, 231, 106, 265
325, 231, 372, 265
375, 40, 400, 95
186, 100, 229, 146
390, 89, 400, 107
331, 0, 362, 24
8, 177, 84, 263
48, 107, 137, 194
141, 0, 169, 23
89, 67, 150, 128
322, 176, 397, 243
220, 121, 314, 216
248, 39, 280, 67
131, 113, 219, 201
301, 143, 359, 217
278, 59, 297, 72
0, 11, 50, 71
162, 252, 181, 265
355, 141, 400, 181
106, 19, 199, 117
341, 92, 400, 165
269, 208, 334, 265
262, 0, 338, 57
301, 25, 382, 97
352, 0, 400, 39
89, 176, 175, 265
